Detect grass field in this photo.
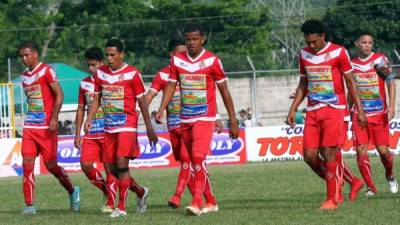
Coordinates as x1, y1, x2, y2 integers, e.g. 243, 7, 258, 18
1, 157, 400, 225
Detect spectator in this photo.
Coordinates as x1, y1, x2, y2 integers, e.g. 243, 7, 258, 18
238, 109, 252, 128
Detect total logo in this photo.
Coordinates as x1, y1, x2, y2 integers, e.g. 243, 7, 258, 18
57, 139, 81, 164
137, 136, 172, 160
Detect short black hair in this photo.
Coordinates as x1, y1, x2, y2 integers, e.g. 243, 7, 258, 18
168, 38, 185, 52
19, 41, 39, 52
84, 47, 104, 61
105, 39, 124, 52
184, 23, 204, 36
356, 30, 374, 40
300, 19, 326, 35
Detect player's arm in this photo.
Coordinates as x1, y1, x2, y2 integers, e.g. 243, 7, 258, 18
217, 81, 239, 139
344, 72, 367, 127
156, 82, 176, 122
74, 104, 85, 149
137, 95, 158, 146
84, 93, 101, 134
49, 82, 64, 132
287, 76, 307, 128
387, 80, 396, 120
145, 91, 157, 106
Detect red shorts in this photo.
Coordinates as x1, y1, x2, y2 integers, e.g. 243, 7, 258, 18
169, 128, 190, 161
80, 138, 105, 162
181, 121, 215, 160
303, 107, 344, 149
21, 128, 58, 162
352, 113, 389, 146
103, 132, 140, 163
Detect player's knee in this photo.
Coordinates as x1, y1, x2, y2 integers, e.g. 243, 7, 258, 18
80, 161, 94, 174
23, 157, 35, 164
303, 150, 316, 163
180, 161, 190, 170
356, 145, 368, 155
44, 161, 57, 170
376, 145, 389, 155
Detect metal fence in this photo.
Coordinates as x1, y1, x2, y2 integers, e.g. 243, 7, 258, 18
0, 83, 16, 138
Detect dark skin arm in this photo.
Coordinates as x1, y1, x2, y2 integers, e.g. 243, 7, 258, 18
137, 95, 158, 146
387, 80, 396, 120
287, 77, 307, 128
74, 105, 85, 149
344, 72, 367, 127
49, 82, 64, 132
156, 81, 177, 122
84, 93, 101, 134
217, 81, 239, 139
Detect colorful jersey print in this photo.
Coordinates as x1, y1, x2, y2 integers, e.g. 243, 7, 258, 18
21, 62, 58, 129
299, 42, 353, 111
351, 52, 388, 116
169, 49, 227, 123
150, 66, 181, 130
94, 64, 145, 133
78, 76, 105, 138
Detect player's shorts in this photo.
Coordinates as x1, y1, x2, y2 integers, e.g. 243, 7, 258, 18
21, 128, 58, 162
103, 131, 140, 163
352, 113, 389, 146
180, 120, 215, 160
80, 138, 105, 162
303, 106, 344, 149
169, 128, 189, 161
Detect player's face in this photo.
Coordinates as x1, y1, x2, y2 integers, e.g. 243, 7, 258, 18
304, 33, 325, 52
86, 59, 103, 74
169, 44, 187, 57
19, 48, 38, 68
356, 35, 373, 56
105, 47, 124, 70
185, 31, 204, 56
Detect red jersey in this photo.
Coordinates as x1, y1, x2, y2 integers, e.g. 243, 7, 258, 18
149, 66, 181, 130
299, 42, 353, 111
94, 64, 145, 133
78, 76, 105, 139
21, 62, 59, 129
169, 49, 227, 123
351, 52, 388, 117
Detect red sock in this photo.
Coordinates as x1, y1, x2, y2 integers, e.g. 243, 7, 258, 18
117, 178, 130, 211
23, 162, 35, 205
48, 165, 74, 195
380, 152, 394, 178
85, 168, 107, 196
106, 173, 118, 208
203, 173, 216, 205
174, 160, 191, 197
324, 161, 339, 202
129, 177, 144, 197
191, 157, 206, 207
357, 154, 377, 192
336, 150, 355, 184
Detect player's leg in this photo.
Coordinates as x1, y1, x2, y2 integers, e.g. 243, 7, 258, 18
21, 129, 38, 215
103, 133, 119, 212
80, 138, 107, 196
303, 110, 324, 178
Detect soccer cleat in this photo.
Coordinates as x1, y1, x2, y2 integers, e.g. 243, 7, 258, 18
349, 179, 364, 201
387, 176, 398, 194
137, 187, 149, 214
186, 204, 202, 216
337, 194, 345, 204
110, 208, 127, 218
69, 186, 81, 212
317, 200, 337, 211
168, 195, 181, 209
201, 203, 219, 214
365, 187, 376, 197
22, 205, 37, 215
100, 205, 114, 214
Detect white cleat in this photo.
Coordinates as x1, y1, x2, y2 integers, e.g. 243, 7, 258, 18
110, 208, 127, 218
137, 187, 149, 214
100, 205, 114, 214
186, 205, 202, 216
201, 203, 219, 214
365, 188, 376, 197
387, 176, 398, 194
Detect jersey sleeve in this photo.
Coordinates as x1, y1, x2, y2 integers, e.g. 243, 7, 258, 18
339, 48, 353, 74
150, 72, 167, 94
213, 57, 227, 83
78, 84, 85, 105
45, 67, 59, 84
168, 57, 178, 83
132, 72, 146, 98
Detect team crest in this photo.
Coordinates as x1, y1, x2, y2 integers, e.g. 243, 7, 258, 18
199, 61, 206, 70
119, 73, 124, 81
324, 53, 331, 62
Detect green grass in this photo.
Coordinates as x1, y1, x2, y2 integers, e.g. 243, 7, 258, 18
1, 157, 400, 225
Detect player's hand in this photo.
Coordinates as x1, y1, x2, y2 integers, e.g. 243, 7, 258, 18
286, 110, 296, 128
84, 120, 92, 134
147, 127, 158, 147
49, 117, 58, 132
388, 105, 395, 121
155, 110, 164, 124
229, 119, 239, 139
357, 110, 368, 128
74, 136, 82, 149
215, 119, 224, 134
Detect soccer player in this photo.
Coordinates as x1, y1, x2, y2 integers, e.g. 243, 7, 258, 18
287, 20, 367, 210
351, 32, 398, 196
19, 42, 80, 215
84, 39, 158, 218
156, 24, 239, 216
74, 47, 117, 213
